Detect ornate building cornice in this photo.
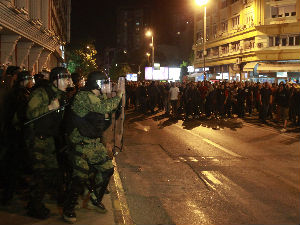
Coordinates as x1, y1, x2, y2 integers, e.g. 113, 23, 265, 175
0, 2, 59, 52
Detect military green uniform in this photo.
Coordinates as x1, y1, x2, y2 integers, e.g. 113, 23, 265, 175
26, 84, 65, 218
63, 90, 121, 217
69, 90, 120, 184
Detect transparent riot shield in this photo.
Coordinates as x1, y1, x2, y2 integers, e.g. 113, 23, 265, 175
113, 77, 126, 155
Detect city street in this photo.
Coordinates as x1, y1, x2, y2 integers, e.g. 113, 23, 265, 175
116, 109, 300, 225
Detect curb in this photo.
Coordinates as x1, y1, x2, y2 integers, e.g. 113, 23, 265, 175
109, 157, 134, 225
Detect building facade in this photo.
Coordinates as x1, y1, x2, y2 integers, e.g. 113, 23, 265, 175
0, 0, 71, 74
193, 0, 300, 82
116, 4, 151, 54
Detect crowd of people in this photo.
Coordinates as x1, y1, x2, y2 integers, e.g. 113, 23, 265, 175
0, 65, 299, 222
126, 80, 300, 132
0, 66, 123, 223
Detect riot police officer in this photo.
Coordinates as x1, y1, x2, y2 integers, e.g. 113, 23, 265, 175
25, 67, 70, 219
62, 71, 123, 223
1, 71, 34, 205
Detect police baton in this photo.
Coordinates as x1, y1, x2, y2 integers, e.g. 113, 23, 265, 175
24, 104, 68, 126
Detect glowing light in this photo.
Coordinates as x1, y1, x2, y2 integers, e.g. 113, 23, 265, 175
195, 0, 208, 6
145, 30, 152, 37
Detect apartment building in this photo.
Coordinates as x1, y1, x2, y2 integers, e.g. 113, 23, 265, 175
193, 0, 300, 82
116, 3, 151, 54
0, 0, 71, 73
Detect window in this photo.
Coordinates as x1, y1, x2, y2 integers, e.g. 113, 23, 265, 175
282, 37, 287, 46
271, 5, 296, 18
231, 41, 240, 52
275, 36, 280, 46
232, 15, 240, 28
289, 37, 294, 45
212, 47, 219, 56
244, 38, 255, 50
221, 21, 228, 32
197, 51, 203, 59
246, 14, 254, 26
296, 36, 300, 45
269, 35, 299, 46
221, 44, 229, 54
269, 37, 274, 47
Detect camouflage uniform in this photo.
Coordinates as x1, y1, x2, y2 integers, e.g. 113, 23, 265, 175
63, 89, 121, 218
26, 84, 65, 218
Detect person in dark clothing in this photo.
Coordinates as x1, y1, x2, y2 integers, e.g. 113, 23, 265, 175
259, 82, 273, 123
290, 84, 300, 126
162, 83, 170, 115
0, 66, 20, 88
136, 82, 147, 113
276, 84, 290, 132
148, 81, 159, 114
225, 83, 233, 118
1, 71, 34, 205
244, 82, 253, 116
217, 84, 226, 118
237, 83, 246, 118
184, 83, 193, 119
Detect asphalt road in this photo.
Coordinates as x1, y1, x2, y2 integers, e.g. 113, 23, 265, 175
116, 110, 300, 225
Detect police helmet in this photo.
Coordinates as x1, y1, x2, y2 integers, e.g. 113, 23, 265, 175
49, 67, 70, 82
6, 66, 20, 76
71, 73, 83, 86
17, 71, 33, 82
85, 71, 108, 90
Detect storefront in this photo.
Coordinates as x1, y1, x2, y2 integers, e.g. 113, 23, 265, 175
243, 61, 300, 83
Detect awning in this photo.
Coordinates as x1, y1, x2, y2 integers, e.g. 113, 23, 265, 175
257, 63, 300, 73
243, 62, 258, 72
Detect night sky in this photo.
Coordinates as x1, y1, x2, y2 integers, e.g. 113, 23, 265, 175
71, 0, 191, 51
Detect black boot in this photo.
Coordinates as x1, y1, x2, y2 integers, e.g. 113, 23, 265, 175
27, 201, 50, 219
63, 178, 84, 223
86, 192, 107, 213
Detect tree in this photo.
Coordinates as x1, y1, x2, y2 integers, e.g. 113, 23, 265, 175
66, 42, 98, 77
109, 62, 132, 82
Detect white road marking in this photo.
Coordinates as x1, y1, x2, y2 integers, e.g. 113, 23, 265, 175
202, 138, 242, 158
174, 124, 243, 158
174, 123, 300, 191
202, 171, 223, 185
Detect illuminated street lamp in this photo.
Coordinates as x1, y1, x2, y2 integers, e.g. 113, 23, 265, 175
195, 0, 208, 80
145, 30, 154, 67
146, 52, 150, 65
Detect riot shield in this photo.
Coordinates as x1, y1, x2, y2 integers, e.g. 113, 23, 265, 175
101, 77, 125, 157
113, 77, 126, 154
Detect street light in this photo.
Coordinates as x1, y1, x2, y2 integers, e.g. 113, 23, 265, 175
146, 52, 150, 65
145, 30, 154, 67
195, 0, 208, 80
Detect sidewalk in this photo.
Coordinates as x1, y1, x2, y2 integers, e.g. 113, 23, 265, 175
0, 159, 129, 225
